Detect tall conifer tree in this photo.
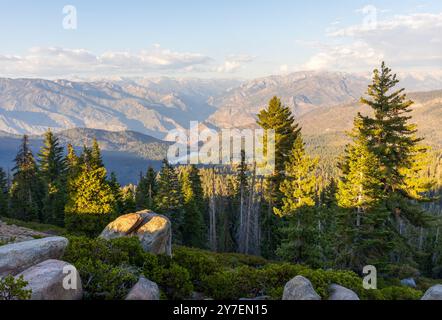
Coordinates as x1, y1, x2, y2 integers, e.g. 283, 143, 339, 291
38, 130, 67, 225
9, 135, 43, 221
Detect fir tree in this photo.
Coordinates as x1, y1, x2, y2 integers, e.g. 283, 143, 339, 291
109, 171, 124, 216
38, 130, 67, 226
9, 135, 43, 221
121, 184, 136, 214
135, 166, 157, 210
90, 138, 104, 170
0, 167, 9, 217
257, 96, 301, 258
65, 143, 116, 236
155, 159, 184, 243
275, 135, 321, 267
180, 165, 206, 248
66, 143, 80, 181
336, 62, 435, 271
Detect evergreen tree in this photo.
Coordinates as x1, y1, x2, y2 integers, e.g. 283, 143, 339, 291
109, 172, 124, 216
180, 165, 206, 248
275, 136, 321, 267
135, 166, 157, 210
90, 138, 104, 170
65, 143, 116, 236
257, 96, 301, 258
0, 167, 8, 217
121, 184, 136, 214
9, 135, 43, 221
336, 62, 435, 271
155, 159, 184, 243
38, 130, 67, 226
66, 143, 80, 182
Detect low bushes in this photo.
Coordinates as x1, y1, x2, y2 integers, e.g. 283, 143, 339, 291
63, 236, 193, 300
0, 275, 32, 300
200, 263, 365, 300
63, 236, 427, 300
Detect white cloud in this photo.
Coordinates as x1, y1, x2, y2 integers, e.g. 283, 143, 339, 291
303, 12, 442, 72
0, 45, 213, 77
216, 54, 254, 73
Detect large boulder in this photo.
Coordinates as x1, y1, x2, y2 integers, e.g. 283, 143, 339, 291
282, 275, 321, 300
17, 259, 83, 300
421, 285, 442, 300
125, 277, 160, 300
0, 236, 68, 277
99, 210, 172, 256
328, 284, 360, 300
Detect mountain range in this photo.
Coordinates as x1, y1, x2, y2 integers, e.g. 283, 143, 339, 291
1, 71, 441, 183
1, 71, 442, 139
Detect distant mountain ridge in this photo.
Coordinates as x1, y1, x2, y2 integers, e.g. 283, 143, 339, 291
1, 71, 441, 139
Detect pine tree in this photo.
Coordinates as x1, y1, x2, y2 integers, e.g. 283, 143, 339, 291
257, 96, 301, 258
336, 62, 435, 272
180, 165, 206, 248
135, 166, 157, 210
9, 135, 43, 221
109, 172, 124, 216
65, 143, 116, 236
0, 167, 9, 217
121, 184, 136, 214
90, 138, 104, 170
275, 135, 321, 267
155, 159, 184, 242
66, 143, 80, 181
38, 130, 67, 226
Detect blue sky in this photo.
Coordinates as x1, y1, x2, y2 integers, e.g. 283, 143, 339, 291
0, 0, 441, 78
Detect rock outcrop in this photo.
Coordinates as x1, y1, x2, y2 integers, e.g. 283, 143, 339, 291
17, 259, 83, 300
125, 277, 160, 300
328, 284, 360, 300
282, 275, 321, 300
99, 210, 172, 256
0, 236, 68, 277
421, 285, 442, 300
0, 220, 49, 244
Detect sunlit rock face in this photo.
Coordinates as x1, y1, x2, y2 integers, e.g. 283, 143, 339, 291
99, 210, 172, 256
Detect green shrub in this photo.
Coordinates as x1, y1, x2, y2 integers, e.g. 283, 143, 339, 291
201, 263, 366, 300
0, 275, 32, 300
157, 263, 193, 300
76, 259, 137, 300
378, 286, 422, 300
212, 252, 269, 269
173, 246, 221, 286
65, 212, 110, 237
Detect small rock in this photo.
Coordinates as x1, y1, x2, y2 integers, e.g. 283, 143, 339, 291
400, 278, 417, 288
17, 259, 83, 300
0, 236, 68, 277
125, 277, 160, 300
282, 275, 321, 300
328, 284, 360, 300
421, 285, 442, 300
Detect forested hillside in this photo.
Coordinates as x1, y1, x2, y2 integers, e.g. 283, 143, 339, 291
1, 63, 442, 300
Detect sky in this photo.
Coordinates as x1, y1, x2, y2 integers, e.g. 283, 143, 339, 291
0, 0, 441, 79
